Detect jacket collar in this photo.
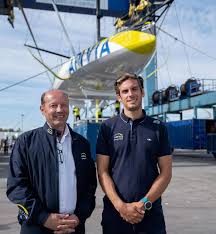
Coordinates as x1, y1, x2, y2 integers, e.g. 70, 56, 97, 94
43, 122, 60, 137
43, 122, 79, 142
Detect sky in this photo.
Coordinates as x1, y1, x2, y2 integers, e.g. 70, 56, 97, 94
0, 0, 216, 131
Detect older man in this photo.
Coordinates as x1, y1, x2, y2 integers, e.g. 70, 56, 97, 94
7, 90, 97, 234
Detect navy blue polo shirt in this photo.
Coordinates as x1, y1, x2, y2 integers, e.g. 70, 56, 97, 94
96, 110, 171, 203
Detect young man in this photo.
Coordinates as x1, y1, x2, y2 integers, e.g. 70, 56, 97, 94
7, 90, 97, 234
96, 73, 172, 234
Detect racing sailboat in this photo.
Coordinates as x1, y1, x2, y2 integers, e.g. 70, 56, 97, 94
53, 29, 156, 100
51, 0, 173, 101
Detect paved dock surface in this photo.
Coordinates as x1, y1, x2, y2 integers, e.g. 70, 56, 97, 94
0, 151, 216, 234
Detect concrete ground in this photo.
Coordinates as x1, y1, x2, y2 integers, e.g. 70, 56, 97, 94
0, 151, 216, 234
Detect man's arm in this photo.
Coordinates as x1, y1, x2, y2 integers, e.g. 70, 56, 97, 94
74, 141, 97, 224
97, 154, 144, 224
6, 137, 49, 226
143, 155, 172, 203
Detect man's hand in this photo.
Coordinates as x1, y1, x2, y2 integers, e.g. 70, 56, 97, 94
43, 213, 79, 233
43, 213, 67, 231
118, 201, 145, 224
54, 214, 79, 234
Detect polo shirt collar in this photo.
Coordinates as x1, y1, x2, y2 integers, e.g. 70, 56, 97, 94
120, 109, 146, 123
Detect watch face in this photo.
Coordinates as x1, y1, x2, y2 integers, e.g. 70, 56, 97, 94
145, 201, 152, 210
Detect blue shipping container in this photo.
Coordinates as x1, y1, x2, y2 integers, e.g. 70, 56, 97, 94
73, 123, 101, 161
166, 119, 207, 150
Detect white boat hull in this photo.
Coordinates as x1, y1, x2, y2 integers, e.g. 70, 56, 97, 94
53, 30, 156, 100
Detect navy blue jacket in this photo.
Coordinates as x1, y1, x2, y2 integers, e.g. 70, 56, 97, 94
7, 123, 97, 234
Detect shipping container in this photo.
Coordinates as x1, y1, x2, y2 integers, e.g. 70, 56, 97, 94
166, 119, 216, 156
73, 122, 101, 161
73, 119, 216, 160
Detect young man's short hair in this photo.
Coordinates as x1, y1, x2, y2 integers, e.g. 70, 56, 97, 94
114, 73, 144, 94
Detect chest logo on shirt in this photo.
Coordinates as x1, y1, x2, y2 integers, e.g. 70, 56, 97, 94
114, 133, 123, 141
81, 153, 87, 160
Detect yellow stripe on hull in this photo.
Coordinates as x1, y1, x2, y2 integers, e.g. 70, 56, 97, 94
109, 30, 156, 54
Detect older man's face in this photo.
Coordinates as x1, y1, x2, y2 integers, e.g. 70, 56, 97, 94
40, 90, 69, 131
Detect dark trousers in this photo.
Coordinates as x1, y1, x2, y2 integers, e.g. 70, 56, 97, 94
103, 227, 166, 234
20, 223, 85, 234
102, 204, 166, 234
103, 225, 166, 234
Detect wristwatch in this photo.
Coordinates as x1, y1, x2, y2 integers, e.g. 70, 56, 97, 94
140, 197, 152, 210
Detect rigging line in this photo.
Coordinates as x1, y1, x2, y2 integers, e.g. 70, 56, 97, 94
50, 0, 91, 77
59, 12, 65, 62
154, 2, 172, 88
156, 26, 216, 61
0, 61, 66, 93
143, 41, 171, 84
16, 0, 53, 85
51, 0, 77, 58
24, 13, 32, 45
28, 49, 71, 80
0, 72, 46, 92
0, 75, 42, 92
24, 44, 70, 58
24, 7, 41, 45
173, 1, 192, 77
28, 40, 93, 81
156, 0, 171, 36
157, 33, 172, 86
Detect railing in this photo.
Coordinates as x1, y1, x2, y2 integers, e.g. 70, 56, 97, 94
200, 79, 216, 92
73, 118, 109, 126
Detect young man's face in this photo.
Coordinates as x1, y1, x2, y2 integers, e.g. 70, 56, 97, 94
40, 90, 69, 130
117, 78, 144, 112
